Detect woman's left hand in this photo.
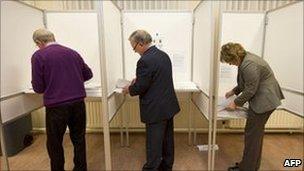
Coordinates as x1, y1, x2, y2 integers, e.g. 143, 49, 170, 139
226, 101, 237, 111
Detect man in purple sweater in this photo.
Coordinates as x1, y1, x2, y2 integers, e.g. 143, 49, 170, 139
31, 28, 93, 171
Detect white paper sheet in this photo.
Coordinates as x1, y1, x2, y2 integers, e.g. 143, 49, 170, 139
171, 53, 186, 73
218, 95, 248, 119
116, 79, 131, 88
197, 144, 219, 151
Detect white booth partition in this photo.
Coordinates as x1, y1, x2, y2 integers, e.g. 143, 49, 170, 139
0, 1, 44, 99
1, 1, 44, 170
102, 1, 125, 121
263, 1, 303, 117
191, 1, 216, 170
192, 1, 213, 96
99, 1, 125, 170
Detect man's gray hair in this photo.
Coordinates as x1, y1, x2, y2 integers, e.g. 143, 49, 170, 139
128, 30, 152, 44
33, 28, 56, 44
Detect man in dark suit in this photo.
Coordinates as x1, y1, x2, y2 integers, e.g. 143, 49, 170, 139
123, 30, 180, 171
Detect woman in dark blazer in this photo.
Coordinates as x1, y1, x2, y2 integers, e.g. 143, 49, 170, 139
220, 42, 284, 171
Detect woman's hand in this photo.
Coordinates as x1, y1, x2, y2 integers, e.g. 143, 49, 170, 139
226, 101, 237, 111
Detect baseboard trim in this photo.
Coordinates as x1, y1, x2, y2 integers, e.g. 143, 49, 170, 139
32, 127, 303, 134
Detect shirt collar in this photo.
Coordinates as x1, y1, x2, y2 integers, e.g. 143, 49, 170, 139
46, 42, 58, 47
143, 45, 155, 56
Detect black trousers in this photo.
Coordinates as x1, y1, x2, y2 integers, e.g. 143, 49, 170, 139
239, 108, 275, 171
143, 117, 174, 171
46, 100, 87, 171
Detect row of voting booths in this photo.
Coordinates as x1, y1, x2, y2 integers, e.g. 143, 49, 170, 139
1, 0, 303, 170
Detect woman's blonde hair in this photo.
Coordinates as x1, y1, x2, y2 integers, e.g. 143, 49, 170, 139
220, 42, 247, 63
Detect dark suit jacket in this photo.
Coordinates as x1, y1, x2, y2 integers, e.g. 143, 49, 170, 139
129, 46, 180, 123
233, 52, 285, 113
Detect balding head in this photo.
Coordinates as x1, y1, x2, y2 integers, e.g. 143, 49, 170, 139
33, 28, 56, 49
129, 30, 153, 56
128, 30, 152, 45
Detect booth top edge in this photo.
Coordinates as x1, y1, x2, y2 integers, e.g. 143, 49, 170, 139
122, 9, 193, 13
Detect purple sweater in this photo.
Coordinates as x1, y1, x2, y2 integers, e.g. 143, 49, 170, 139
31, 44, 93, 107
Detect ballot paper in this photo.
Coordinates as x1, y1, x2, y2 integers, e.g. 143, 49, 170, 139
116, 79, 131, 88
218, 96, 248, 119
197, 144, 219, 151
114, 88, 123, 94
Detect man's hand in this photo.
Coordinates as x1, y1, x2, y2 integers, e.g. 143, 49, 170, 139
225, 90, 235, 99
226, 101, 237, 111
122, 85, 130, 95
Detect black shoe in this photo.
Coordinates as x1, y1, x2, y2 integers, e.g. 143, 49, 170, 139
228, 165, 240, 171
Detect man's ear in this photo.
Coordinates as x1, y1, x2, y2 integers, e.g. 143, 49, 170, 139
35, 40, 42, 46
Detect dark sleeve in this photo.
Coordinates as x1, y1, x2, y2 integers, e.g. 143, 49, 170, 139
31, 54, 45, 93
129, 59, 152, 96
234, 63, 260, 106
77, 53, 93, 82
233, 85, 242, 95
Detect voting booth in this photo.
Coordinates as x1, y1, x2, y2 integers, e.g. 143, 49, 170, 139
217, 1, 303, 118
122, 10, 200, 144
1, 0, 303, 170
212, 1, 303, 170
1, 1, 44, 170
45, 2, 126, 170
1, 1, 126, 170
